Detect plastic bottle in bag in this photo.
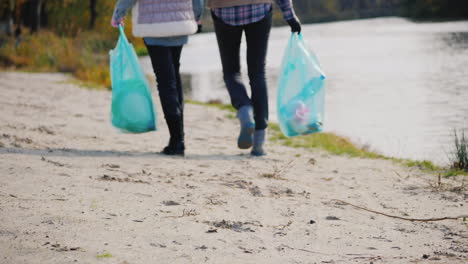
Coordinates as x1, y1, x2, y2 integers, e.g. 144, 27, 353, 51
277, 33, 325, 137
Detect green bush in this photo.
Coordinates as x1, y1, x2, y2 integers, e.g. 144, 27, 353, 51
451, 130, 468, 171
0, 31, 112, 88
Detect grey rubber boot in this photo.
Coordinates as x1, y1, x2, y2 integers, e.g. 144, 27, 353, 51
251, 129, 266, 156
237, 105, 255, 149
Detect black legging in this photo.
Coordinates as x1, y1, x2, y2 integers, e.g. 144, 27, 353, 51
145, 45, 184, 122
212, 10, 272, 130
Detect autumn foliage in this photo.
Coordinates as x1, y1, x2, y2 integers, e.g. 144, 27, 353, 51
0, 0, 143, 88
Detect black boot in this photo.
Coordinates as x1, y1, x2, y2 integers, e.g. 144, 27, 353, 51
161, 118, 185, 156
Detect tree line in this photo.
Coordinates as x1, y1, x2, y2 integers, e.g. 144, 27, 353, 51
291, 0, 468, 24
402, 0, 468, 19
291, 0, 403, 24
0, 0, 108, 36
1, 0, 468, 37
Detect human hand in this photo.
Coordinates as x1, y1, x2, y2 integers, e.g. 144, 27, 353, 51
287, 17, 301, 34
111, 17, 124, 28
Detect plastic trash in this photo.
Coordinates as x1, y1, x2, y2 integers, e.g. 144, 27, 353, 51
277, 33, 326, 137
109, 25, 157, 133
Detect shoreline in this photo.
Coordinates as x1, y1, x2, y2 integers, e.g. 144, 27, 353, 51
2, 68, 464, 175
0, 72, 467, 263
186, 100, 467, 177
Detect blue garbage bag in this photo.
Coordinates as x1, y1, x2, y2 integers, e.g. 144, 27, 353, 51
277, 33, 325, 137
109, 26, 157, 133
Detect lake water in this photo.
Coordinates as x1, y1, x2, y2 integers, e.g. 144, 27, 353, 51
140, 17, 468, 165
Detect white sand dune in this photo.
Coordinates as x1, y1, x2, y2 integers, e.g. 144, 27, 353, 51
0, 72, 466, 263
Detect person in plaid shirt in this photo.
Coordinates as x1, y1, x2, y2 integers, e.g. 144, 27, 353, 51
208, 0, 301, 156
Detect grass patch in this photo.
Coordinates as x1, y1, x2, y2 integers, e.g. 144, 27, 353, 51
395, 160, 468, 178
0, 24, 147, 89
269, 123, 383, 159
183, 101, 468, 177
96, 252, 113, 259
186, 100, 236, 119
403, 160, 439, 171
0, 31, 113, 88
186, 100, 236, 113
450, 129, 468, 172
224, 113, 236, 119
444, 169, 468, 177
186, 100, 383, 159
135, 46, 149, 56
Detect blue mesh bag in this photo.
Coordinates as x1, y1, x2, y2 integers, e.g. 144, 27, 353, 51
277, 33, 326, 137
109, 26, 157, 133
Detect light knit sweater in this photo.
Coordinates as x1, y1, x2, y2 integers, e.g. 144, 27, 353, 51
113, 0, 204, 46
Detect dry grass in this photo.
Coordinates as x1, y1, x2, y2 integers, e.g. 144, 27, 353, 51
450, 130, 468, 172
0, 27, 146, 89
0, 31, 113, 88
268, 123, 384, 159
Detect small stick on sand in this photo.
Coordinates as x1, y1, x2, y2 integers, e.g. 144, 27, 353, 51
332, 199, 468, 222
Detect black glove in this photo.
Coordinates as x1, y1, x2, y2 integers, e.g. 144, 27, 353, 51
196, 24, 203, 34
287, 17, 301, 34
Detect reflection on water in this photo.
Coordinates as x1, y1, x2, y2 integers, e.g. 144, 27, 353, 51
140, 17, 468, 165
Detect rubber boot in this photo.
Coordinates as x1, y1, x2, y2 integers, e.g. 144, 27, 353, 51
251, 129, 266, 156
162, 117, 185, 156
237, 105, 255, 149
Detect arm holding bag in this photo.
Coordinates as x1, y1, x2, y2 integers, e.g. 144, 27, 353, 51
109, 26, 157, 133
277, 33, 326, 137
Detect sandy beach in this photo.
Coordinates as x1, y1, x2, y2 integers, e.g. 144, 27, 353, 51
0, 72, 466, 264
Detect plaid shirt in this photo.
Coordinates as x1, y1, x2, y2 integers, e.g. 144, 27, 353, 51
212, 0, 295, 26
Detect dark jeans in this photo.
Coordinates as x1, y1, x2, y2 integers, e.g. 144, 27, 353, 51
145, 45, 184, 122
212, 11, 272, 130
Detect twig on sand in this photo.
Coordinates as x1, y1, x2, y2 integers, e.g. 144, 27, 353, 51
164, 209, 198, 218
348, 255, 383, 262
276, 244, 332, 256
273, 220, 293, 230
332, 199, 468, 222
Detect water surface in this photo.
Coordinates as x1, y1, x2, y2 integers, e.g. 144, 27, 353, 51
141, 17, 468, 165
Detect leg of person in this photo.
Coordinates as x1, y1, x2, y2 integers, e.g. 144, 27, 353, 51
146, 44, 185, 156
212, 12, 255, 149
172, 46, 184, 115
171, 46, 185, 142
245, 10, 273, 156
